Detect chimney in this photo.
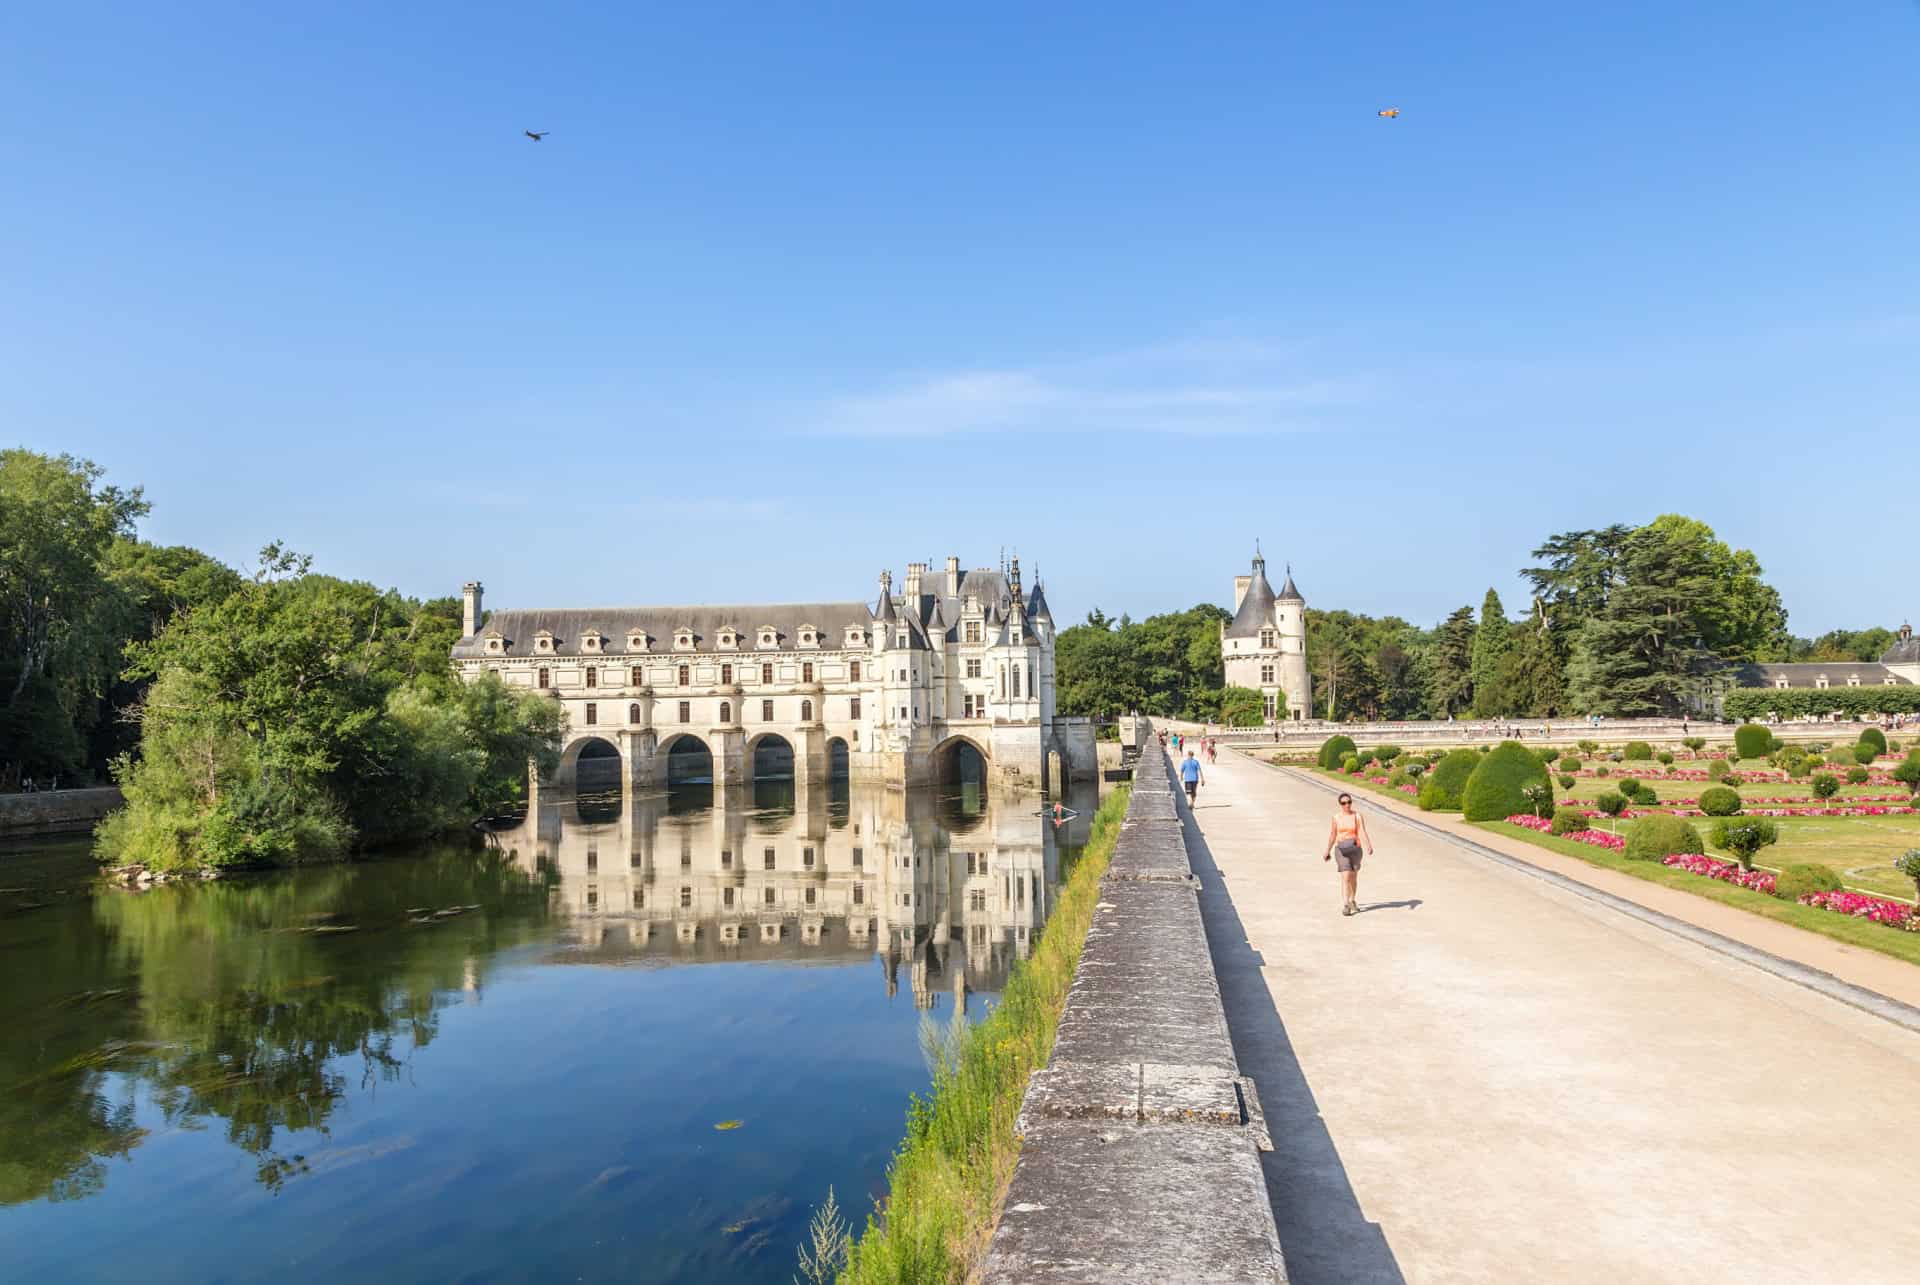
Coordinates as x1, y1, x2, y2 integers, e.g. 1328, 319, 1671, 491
904, 561, 925, 599
1233, 575, 1252, 611
462, 581, 484, 637
946, 555, 961, 597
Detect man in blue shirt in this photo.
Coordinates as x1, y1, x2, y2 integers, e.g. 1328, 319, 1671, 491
1179, 750, 1204, 802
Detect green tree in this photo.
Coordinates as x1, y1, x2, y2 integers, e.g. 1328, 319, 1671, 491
1217, 685, 1265, 727
1469, 589, 1514, 716
1425, 607, 1475, 717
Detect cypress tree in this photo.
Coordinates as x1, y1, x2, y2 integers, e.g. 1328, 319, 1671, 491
1469, 589, 1513, 717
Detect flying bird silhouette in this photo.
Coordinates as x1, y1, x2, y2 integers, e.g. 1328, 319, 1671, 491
524, 130, 549, 141
1377, 108, 1400, 119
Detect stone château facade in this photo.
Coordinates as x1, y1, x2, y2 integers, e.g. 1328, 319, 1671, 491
1724, 622, 1920, 692
1221, 548, 1311, 721
450, 555, 1097, 793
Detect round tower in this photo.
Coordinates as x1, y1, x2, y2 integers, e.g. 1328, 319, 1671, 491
1276, 565, 1310, 721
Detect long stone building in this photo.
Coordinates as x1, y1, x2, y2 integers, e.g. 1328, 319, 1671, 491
450, 555, 1097, 793
1220, 547, 1311, 721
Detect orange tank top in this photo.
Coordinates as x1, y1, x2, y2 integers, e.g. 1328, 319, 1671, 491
1333, 812, 1359, 841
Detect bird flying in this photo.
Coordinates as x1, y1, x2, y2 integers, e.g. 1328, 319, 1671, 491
524, 130, 549, 141
1377, 108, 1400, 119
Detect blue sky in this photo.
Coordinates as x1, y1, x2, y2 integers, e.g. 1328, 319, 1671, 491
5, 3, 1915, 635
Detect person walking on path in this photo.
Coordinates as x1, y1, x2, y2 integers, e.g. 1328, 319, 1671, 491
1179, 750, 1204, 804
1324, 791, 1375, 917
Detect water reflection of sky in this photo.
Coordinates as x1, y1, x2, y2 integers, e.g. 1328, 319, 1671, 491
0, 779, 1095, 1285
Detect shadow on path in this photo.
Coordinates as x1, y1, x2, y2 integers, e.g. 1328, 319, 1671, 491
1175, 783, 1407, 1285
1358, 899, 1423, 915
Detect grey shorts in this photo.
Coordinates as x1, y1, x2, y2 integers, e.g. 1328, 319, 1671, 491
1334, 842, 1363, 872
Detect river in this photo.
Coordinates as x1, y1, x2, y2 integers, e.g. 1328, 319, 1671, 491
0, 775, 1098, 1283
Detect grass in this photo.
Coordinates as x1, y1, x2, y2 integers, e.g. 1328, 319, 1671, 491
1284, 763, 1920, 968
833, 785, 1130, 1285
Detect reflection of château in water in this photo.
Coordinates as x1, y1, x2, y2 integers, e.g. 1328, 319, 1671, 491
488, 777, 1097, 1008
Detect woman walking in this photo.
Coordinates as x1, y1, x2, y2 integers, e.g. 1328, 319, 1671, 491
1324, 792, 1375, 917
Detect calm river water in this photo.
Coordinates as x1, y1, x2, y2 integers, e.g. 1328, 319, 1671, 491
0, 775, 1097, 1283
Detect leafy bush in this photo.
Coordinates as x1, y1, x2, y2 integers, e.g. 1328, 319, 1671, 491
1386, 767, 1410, 788
1624, 814, 1704, 862
1709, 817, 1779, 871
1549, 805, 1590, 836
1594, 792, 1629, 819
1594, 765, 1610, 778
1624, 741, 1653, 761
1733, 723, 1772, 760
1341, 753, 1362, 774
1852, 743, 1878, 766
1706, 759, 1729, 780
1721, 771, 1744, 787
1889, 739, 1901, 754
1635, 783, 1657, 804
1773, 863, 1843, 903
1616, 778, 1644, 800
1846, 767, 1870, 785
1810, 773, 1840, 800
1577, 739, 1599, 755
1374, 745, 1402, 763
1657, 751, 1675, 766
1683, 737, 1706, 752
1893, 758, 1920, 796
1895, 848, 1920, 901
1557, 773, 1575, 790
1698, 786, 1742, 816
1537, 747, 1560, 766
1417, 749, 1482, 813
1768, 735, 1784, 754
1560, 757, 1584, 773
1859, 727, 1888, 755
1317, 735, 1357, 769
1520, 783, 1557, 820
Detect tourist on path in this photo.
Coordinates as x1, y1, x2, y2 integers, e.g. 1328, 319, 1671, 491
1179, 750, 1204, 803
1325, 791, 1375, 917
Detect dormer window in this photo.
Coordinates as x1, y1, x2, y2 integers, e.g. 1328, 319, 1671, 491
758, 627, 779, 649
580, 630, 603, 653
845, 626, 865, 647
798, 626, 818, 647
1776, 677, 1790, 689
674, 629, 696, 651
485, 636, 503, 654
1847, 674, 1861, 687
1814, 675, 1829, 689
533, 631, 554, 653
716, 628, 739, 649
627, 630, 650, 652
1261, 629, 1275, 648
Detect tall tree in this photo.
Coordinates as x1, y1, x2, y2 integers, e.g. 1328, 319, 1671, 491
1469, 589, 1514, 716
1563, 524, 1723, 715
1426, 607, 1476, 717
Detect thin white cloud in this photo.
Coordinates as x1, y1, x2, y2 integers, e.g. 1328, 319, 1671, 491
812, 339, 1373, 438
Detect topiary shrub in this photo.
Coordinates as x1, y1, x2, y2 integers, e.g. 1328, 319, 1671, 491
1341, 753, 1362, 774
1889, 739, 1901, 754
1386, 766, 1410, 789
1625, 814, 1704, 862
1767, 735, 1784, 754
1577, 739, 1599, 755
1895, 848, 1920, 901
1720, 771, 1744, 787
1635, 783, 1658, 805
1860, 727, 1888, 755
1852, 743, 1878, 766
1616, 778, 1644, 801
1549, 805, 1590, 836
1810, 772, 1840, 800
1560, 757, 1584, 773
1657, 751, 1675, 766
1417, 749, 1482, 813
1846, 766, 1869, 785
1683, 737, 1706, 752
1774, 863, 1843, 903
1705, 759, 1729, 781
1317, 735, 1357, 769
1594, 765, 1610, 778
1624, 741, 1653, 761
1537, 747, 1561, 766
1698, 786, 1742, 817
1594, 791, 1629, 821
1893, 758, 1920, 797
1374, 745, 1402, 764
1734, 723, 1771, 760
1557, 773, 1575, 790
1709, 817, 1779, 871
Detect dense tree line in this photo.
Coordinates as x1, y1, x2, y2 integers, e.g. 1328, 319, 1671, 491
1054, 604, 1253, 722
1, 451, 561, 869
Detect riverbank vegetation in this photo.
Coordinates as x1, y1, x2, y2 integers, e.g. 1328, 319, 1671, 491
828, 786, 1128, 1284
95, 546, 562, 872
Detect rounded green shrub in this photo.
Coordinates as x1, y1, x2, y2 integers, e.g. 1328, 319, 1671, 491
1624, 741, 1653, 761
1374, 745, 1402, 763
1341, 753, 1362, 774
1698, 786, 1742, 816
1709, 817, 1779, 870
1560, 757, 1584, 773
1810, 772, 1840, 800
1635, 783, 1658, 805
1624, 814, 1703, 862
1893, 758, 1920, 796
1577, 739, 1599, 755
1846, 766, 1869, 785
1774, 863, 1842, 903
1733, 723, 1771, 760
1768, 735, 1784, 754
1683, 737, 1706, 752
1594, 765, 1610, 778
1317, 735, 1357, 769
1595, 791, 1629, 819
1549, 804, 1590, 836
1657, 751, 1675, 765
1852, 743, 1878, 766
1556, 773, 1575, 790
1706, 758, 1729, 780
1860, 727, 1888, 755
1720, 771, 1744, 787
1417, 748, 1482, 813
1895, 848, 1920, 900
1386, 766, 1410, 789
1616, 778, 1644, 801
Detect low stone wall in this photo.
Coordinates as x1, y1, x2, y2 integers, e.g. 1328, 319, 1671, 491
981, 743, 1286, 1283
0, 787, 123, 838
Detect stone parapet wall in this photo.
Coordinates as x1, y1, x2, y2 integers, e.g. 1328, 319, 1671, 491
981, 740, 1286, 1283
0, 787, 123, 837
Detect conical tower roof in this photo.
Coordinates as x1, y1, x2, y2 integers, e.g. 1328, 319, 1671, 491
1225, 552, 1278, 638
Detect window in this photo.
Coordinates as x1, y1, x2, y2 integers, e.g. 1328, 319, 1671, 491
850, 697, 861, 719
965, 621, 982, 643
896, 630, 908, 647
677, 664, 690, 686
1261, 664, 1275, 684
586, 887, 598, 909
802, 662, 814, 683
585, 667, 597, 688
764, 846, 776, 869
680, 886, 692, 909
675, 630, 694, 650
723, 887, 735, 908
852, 846, 863, 868
720, 663, 733, 684
761, 663, 774, 685
849, 660, 861, 682
629, 702, 641, 723
584, 702, 597, 725
586, 848, 598, 873
853, 883, 864, 905
803, 846, 815, 868
633, 889, 645, 909
966, 852, 978, 875
800, 629, 815, 646
764, 887, 776, 906
966, 659, 982, 678
720, 700, 732, 723
762, 699, 774, 721
721, 848, 732, 867
1261, 629, 1275, 648
538, 667, 550, 689
805, 887, 816, 906
631, 665, 643, 686
801, 699, 813, 722
630, 850, 642, 869
970, 889, 986, 911
1012, 667, 1021, 698
678, 700, 690, 722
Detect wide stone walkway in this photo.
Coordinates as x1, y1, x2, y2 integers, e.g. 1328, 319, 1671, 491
1182, 745, 1920, 1284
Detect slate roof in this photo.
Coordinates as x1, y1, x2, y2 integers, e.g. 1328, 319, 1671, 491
1884, 626, 1920, 666
1727, 662, 1908, 689
1026, 582, 1053, 624
1224, 557, 1279, 639
1277, 569, 1304, 603
452, 602, 874, 658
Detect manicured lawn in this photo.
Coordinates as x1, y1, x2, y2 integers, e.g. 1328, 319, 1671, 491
1286, 763, 1920, 968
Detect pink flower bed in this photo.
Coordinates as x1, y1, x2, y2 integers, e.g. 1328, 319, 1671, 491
1798, 891, 1916, 929
1661, 853, 1775, 894
1502, 814, 1625, 850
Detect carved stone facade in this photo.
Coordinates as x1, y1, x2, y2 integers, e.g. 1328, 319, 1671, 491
1220, 549, 1311, 721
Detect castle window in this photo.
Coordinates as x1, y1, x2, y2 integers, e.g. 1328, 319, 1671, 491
964, 621, 982, 644
538, 667, 550, 689
896, 631, 908, 648
1261, 664, 1275, 684
678, 700, 690, 722
678, 664, 690, 686
721, 663, 733, 685
803, 846, 815, 868
680, 886, 692, 909
720, 701, 732, 723
850, 697, 862, 719
586, 887, 598, 909
762, 699, 775, 721
800, 629, 816, 646
631, 665, 644, 686
628, 632, 648, 652
633, 889, 644, 909
762, 663, 774, 685
850, 660, 861, 682
486, 637, 502, 653
801, 699, 814, 721
628, 702, 641, 724
723, 887, 735, 908
852, 847, 863, 868
582, 632, 601, 652
587, 847, 597, 873
721, 848, 732, 867
584, 702, 597, 725
805, 887, 816, 906
764, 847, 776, 869
760, 629, 777, 648
585, 667, 597, 688
765, 887, 776, 906
845, 626, 864, 647
1815, 676, 1829, 689
966, 660, 982, 678
853, 883, 864, 905
674, 630, 694, 651
1261, 629, 1275, 648
1848, 674, 1861, 687
1012, 667, 1021, 698
802, 662, 814, 683
1776, 678, 1789, 689
718, 629, 735, 648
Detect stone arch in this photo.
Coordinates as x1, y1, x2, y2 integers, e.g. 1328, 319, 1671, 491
746, 732, 795, 781
558, 735, 622, 791
826, 736, 851, 779
659, 733, 714, 786
931, 734, 990, 787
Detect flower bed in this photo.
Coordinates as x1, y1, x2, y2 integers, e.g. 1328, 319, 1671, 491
1502, 814, 1624, 850
1798, 891, 1917, 930
1661, 853, 1775, 894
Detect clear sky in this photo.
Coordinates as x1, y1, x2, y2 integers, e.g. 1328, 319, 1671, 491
5, 3, 1914, 635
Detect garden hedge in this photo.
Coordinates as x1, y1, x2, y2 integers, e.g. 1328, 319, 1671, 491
1461, 741, 1552, 822
1317, 735, 1357, 769
1417, 749, 1482, 813
1624, 814, 1704, 862
1774, 863, 1843, 903
1724, 687, 1920, 721
1697, 786, 1742, 816
1733, 723, 1772, 760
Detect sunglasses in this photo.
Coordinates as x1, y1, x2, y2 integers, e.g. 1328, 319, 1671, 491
1338, 796, 1353, 805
